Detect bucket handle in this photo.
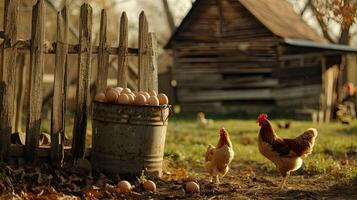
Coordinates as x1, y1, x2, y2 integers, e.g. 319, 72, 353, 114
160, 106, 173, 125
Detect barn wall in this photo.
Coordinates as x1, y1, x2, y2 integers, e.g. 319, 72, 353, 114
273, 46, 324, 110
171, 0, 279, 113
169, 0, 341, 115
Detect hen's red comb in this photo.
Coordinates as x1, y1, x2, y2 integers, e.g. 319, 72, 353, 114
257, 113, 268, 121
346, 82, 353, 91
220, 127, 226, 133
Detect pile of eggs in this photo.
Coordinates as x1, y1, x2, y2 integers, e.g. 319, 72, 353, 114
94, 87, 169, 106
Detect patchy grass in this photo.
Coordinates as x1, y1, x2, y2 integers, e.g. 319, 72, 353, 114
165, 113, 357, 184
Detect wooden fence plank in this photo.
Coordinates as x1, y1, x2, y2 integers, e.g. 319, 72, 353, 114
51, 6, 68, 166
117, 12, 128, 88
25, 0, 46, 162
71, 3, 92, 161
0, 0, 18, 161
96, 9, 109, 93
13, 53, 27, 134
138, 11, 149, 91
147, 32, 158, 92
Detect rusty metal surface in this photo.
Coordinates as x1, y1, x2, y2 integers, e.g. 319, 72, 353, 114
91, 102, 170, 178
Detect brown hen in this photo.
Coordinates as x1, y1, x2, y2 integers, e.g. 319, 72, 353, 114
205, 127, 234, 184
257, 114, 317, 189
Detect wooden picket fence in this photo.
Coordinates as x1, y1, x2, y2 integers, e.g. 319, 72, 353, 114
0, 0, 158, 165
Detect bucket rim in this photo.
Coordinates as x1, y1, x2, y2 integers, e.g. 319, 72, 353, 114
93, 100, 172, 109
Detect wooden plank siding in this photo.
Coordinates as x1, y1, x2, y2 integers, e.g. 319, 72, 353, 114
171, 0, 279, 113
169, 0, 328, 114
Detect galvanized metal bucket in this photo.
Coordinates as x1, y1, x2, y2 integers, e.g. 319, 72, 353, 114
91, 101, 170, 178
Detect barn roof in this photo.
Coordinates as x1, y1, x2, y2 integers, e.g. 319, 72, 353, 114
166, 0, 328, 48
284, 39, 357, 52
239, 0, 327, 43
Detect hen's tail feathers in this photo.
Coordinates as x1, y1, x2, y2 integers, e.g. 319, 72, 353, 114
300, 128, 318, 142
297, 128, 318, 156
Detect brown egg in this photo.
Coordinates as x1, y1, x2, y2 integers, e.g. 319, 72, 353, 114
128, 93, 135, 104
139, 91, 150, 100
157, 93, 169, 105
117, 180, 132, 194
117, 93, 130, 105
147, 96, 159, 106
94, 92, 106, 102
185, 181, 200, 193
105, 87, 119, 103
132, 91, 139, 96
114, 87, 123, 94
143, 180, 156, 192
133, 94, 147, 105
148, 90, 157, 97
122, 88, 132, 94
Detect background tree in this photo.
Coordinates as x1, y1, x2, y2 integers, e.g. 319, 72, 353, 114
292, 0, 357, 45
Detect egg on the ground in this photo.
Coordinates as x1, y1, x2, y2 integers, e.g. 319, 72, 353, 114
117, 93, 130, 105
185, 181, 200, 193
157, 93, 169, 105
143, 180, 156, 192
94, 92, 106, 102
133, 94, 147, 105
147, 96, 159, 106
117, 180, 132, 194
105, 87, 119, 103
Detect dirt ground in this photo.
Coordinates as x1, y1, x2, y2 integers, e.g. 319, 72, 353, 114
1, 160, 355, 200
152, 162, 357, 200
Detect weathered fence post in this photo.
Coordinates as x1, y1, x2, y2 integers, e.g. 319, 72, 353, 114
13, 53, 27, 136
0, 0, 18, 161
96, 9, 109, 94
25, 0, 45, 162
117, 12, 128, 88
138, 11, 149, 91
72, 3, 92, 161
25, 0, 46, 162
147, 32, 158, 93
51, 6, 68, 166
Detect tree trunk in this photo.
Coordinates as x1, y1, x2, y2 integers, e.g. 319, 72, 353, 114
162, 0, 175, 33
338, 26, 350, 45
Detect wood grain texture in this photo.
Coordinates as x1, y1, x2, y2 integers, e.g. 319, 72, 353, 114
13, 53, 27, 134
51, 6, 68, 165
0, 0, 18, 160
26, 0, 45, 162
117, 12, 128, 88
138, 11, 149, 91
71, 3, 92, 161
147, 33, 158, 92
96, 9, 109, 93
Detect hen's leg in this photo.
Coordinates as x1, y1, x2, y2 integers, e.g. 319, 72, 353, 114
209, 176, 213, 183
278, 174, 289, 190
215, 175, 220, 184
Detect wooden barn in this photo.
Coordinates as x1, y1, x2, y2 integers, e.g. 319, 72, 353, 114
165, 0, 357, 120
